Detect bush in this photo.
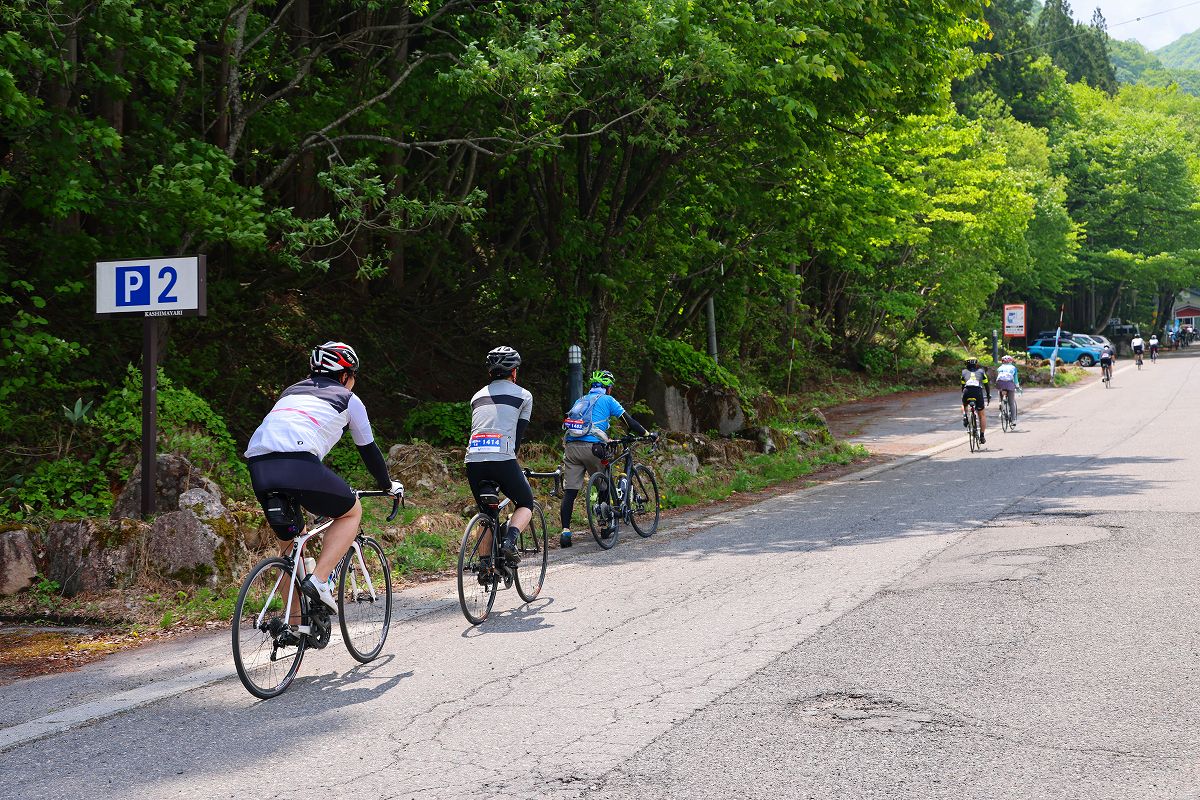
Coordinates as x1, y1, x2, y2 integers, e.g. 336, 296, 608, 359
647, 336, 741, 391
402, 401, 470, 446
92, 366, 251, 499
7, 456, 110, 520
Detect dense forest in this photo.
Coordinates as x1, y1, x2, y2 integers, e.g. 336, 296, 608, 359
3, 0, 1200, 520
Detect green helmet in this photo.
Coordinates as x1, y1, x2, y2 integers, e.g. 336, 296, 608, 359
590, 369, 615, 387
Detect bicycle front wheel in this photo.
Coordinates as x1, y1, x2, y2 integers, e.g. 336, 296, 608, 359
629, 464, 660, 537
458, 515, 498, 625
232, 557, 306, 699
515, 502, 548, 602
586, 471, 618, 549
338, 536, 393, 663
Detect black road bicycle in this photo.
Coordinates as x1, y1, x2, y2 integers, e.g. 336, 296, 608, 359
1102, 360, 1113, 386
457, 480, 549, 625
232, 488, 401, 699
584, 435, 661, 550
966, 398, 982, 452
1136, 350, 1144, 370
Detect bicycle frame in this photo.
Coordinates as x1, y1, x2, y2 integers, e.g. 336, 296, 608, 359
254, 489, 398, 638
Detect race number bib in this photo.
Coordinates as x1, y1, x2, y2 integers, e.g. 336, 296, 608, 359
468, 432, 505, 454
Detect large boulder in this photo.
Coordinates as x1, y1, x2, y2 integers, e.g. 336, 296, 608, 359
146, 488, 243, 585
0, 527, 38, 596
738, 426, 782, 455
637, 366, 747, 435
43, 518, 141, 597
387, 442, 451, 492
111, 453, 220, 520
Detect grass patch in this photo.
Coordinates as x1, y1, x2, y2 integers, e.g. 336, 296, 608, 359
390, 530, 455, 578
661, 443, 869, 509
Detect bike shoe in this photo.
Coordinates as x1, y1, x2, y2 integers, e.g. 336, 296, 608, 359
301, 575, 338, 613
962, 414, 969, 428
979, 435, 986, 445
500, 536, 520, 564
560, 530, 573, 548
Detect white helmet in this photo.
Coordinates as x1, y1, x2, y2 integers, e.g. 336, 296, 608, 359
1001, 355, 1014, 363
310, 341, 360, 375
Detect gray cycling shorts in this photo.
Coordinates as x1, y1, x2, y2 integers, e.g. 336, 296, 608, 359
563, 441, 604, 490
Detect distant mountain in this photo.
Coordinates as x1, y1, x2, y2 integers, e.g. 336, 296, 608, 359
1157, 28, 1200, 70
1112, 37, 1200, 95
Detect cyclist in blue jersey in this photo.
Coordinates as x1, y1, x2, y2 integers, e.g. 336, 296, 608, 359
558, 370, 656, 548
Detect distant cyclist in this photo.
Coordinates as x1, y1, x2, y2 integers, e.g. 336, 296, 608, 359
465, 346, 534, 564
558, 369, 656, 548
245, 342, 402, 612
1131, 334, 1145, 365
961, 358, 990, 445
1149, 334, 1160, 361
1100, 344, 1114, 381
995, 355, 1022, 427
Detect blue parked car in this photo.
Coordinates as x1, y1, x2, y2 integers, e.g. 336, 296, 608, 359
1028, 338, 1103, 367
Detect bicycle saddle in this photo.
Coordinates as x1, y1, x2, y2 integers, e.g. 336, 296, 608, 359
476, 481, 501, 512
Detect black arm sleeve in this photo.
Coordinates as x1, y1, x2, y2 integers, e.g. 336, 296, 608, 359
621, 412, 647, 436
357, 442, 392, 491
514, 418, 529, 451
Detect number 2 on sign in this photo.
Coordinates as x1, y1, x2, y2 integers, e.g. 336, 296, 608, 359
158, 267, 178, 303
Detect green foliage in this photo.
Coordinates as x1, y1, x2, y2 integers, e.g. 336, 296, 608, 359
10, 457, 110, 520
648, 337, 741, 391
403, 402, 471, 447
1156, 28, 1200, 71
92, 367, 251, 498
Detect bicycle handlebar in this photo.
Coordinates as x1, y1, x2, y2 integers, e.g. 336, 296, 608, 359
356, 487, 404, 522
523, 467, 563, 479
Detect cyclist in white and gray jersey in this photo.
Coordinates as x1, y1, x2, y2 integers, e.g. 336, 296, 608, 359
245, 341, 402, 612
464, 346, 535, 561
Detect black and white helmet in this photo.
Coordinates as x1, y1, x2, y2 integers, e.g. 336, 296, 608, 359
310, 341, 360, 376
486, 345, 521, 374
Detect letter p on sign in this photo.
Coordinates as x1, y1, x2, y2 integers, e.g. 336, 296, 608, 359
116, 266, 151, 307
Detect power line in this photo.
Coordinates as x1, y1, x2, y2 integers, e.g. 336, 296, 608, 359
1001, 0, 1200, 57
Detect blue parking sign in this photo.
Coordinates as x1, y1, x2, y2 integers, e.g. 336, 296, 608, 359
115, 266, 151, 307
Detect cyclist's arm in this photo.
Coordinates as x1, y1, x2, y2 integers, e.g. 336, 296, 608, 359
982, 372, 990, 401
621, 412, 648, 436
514, 391, 533, 452
348, 395, 392, 490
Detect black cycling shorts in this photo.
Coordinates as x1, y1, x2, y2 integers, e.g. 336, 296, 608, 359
249, 452, 356, 539
466, 459, 534, 512
962, 386, 986, 409
1133, 346, 1144, 354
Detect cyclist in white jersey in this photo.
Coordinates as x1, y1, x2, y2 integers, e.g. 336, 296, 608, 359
245, 342, 402, 611
995, 355, 1022, 426
464, 346, 535, 562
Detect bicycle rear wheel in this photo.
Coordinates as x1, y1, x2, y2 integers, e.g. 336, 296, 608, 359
586, 471, 618, 549
515, 502, 548, 602
338, 536, 393, 663
1000, 396, 1011, 433
232, 557, 306, 699
629, 465, 660, 537
458, 515, 498, 625
968, 409, 979, 452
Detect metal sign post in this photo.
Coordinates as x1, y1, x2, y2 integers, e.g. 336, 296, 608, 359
96, 255, 207, 518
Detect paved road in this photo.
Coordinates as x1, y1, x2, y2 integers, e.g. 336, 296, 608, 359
5, 356, 1200, 799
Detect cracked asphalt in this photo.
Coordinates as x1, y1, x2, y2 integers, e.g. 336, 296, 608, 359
4, 355, 1200, 799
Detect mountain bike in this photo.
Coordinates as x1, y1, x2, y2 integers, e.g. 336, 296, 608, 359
457, 482, 548, 625
584, 435, 661, 549
999, 390, 1014, 433
232, 488, 401, 699
966, 399, 981, 452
